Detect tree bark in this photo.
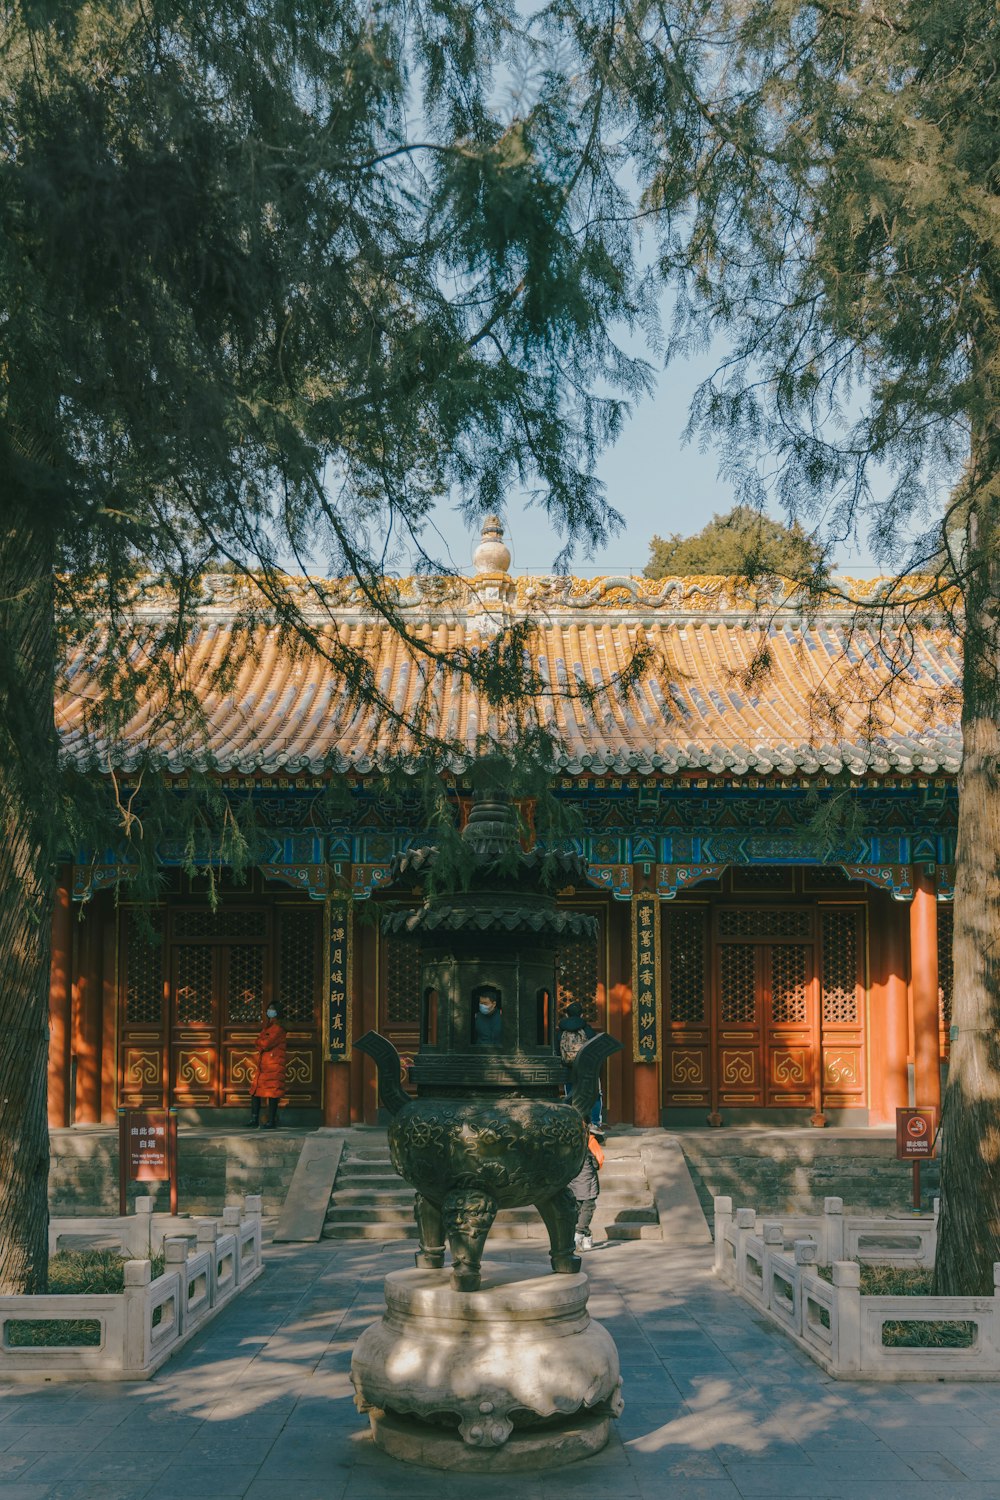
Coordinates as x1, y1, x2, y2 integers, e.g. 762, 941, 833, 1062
934, 500, 1000, 1296
0, 493, 56, 1294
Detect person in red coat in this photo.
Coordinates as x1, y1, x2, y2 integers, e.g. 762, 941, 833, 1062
248, 1006, 288, 1129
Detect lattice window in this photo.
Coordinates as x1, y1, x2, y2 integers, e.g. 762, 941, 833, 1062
821, 910, 859, 1025
666, 907, 707, 1024
125, 918, 164, 1025
173, 908, 266, 940
718, 907, 811, 939
938, 904, 954, 1042
175, 946, 214, 1025
384, 934, 422, 1026
228, 945, 265, 1025
770, 944, 808, 1024
731, 866, 795, 892
278, 909, 319, 1024
557, 934, 600, 1027
719, 944, 756, 1024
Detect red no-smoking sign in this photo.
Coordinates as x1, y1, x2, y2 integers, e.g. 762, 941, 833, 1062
895, 1107, 937, 1159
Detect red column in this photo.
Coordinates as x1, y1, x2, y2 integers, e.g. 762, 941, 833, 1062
72, 900, 103, 1124
869, 895, 909, 1124
324, 1063, 351, 1126
100, 910, 119, 1122
910, 866, 942, 1115
633, 1058, 659, 1127
47, 874, 73, 1128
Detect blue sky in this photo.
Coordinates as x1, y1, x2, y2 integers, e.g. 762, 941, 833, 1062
419, 347, 887, 580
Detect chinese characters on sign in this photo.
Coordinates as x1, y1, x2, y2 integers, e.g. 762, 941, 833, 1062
127, 1111, 169, 1180
895, 1107, 937, 1159
118, 1108, 178, 1214
631, 895, 660, 1062
326, 899, 353, 1061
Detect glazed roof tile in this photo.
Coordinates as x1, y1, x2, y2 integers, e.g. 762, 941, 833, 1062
55, 572, 963, 778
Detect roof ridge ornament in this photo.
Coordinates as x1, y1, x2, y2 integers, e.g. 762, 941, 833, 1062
472, 514, 512, 576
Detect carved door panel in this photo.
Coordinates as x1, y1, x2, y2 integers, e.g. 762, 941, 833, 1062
765, 941, 817, 1107
713, 907, 820, 1112
272, 906, 323, 1107
556, 919, 606, 1031
379, 930, 423, 1094
716, 942, 763, 1107
818, 905, 867, 1109
662, 906, 711, 1108
221, 942, 270, 1107
171, 942, 221, 1106
119, 914, 167, 1109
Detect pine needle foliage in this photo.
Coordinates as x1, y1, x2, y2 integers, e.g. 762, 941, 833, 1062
0, 0, 652, 1293
557, 0, 999, 1295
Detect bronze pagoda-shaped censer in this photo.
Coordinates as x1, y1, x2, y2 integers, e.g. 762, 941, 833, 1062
354, 782, 621, 1292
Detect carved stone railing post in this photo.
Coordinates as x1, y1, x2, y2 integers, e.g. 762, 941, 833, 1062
832, 1261, 861, 1374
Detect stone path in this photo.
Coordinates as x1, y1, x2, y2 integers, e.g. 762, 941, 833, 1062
2, 1236, 1000, 1500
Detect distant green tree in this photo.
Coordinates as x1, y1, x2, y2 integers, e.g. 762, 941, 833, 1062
643, 506, 827, 579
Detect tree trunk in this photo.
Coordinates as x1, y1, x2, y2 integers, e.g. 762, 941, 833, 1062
0, 492, 56, 1294
934, 502, 1000, 1296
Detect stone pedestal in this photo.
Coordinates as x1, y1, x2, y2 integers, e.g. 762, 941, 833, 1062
351, 1265, 623, 1471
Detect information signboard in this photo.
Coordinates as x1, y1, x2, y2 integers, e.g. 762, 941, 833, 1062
895, 1107, 937, 1159
895, 1107, 937, 1210
118, 1107, 178, 1213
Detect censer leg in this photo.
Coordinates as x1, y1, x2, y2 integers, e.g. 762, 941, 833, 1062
413, 1193, 446, 1270
442, 1188, 498, 1292
537, 1187, 582, 1275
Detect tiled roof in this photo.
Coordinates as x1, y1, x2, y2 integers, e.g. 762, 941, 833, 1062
56, 573, 962, 778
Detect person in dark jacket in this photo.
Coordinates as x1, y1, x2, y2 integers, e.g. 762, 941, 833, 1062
473, 989, 503, 1044
557, 1002, 603, 1125
568, 1128, 605, 1251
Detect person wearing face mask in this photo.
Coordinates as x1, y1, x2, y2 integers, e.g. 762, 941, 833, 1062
248, 1005, 287, 1129
472, 990, 503, 1045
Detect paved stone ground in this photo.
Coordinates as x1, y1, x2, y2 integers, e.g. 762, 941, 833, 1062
2, 1236, 1000, 1500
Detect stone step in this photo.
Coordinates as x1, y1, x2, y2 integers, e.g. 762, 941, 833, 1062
603, 1207, 659, 1224
323, 1136, 662, 1243
329, 1186, 413, 1204
325, 1206, 416, 1226
324, 1203, 552, 1227
321, 1221, 419, 1241
337, 1168, 402, 1186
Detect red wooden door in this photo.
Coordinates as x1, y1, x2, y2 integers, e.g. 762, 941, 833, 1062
663, 898, 868, 1118
121, 903, 323, 1111
714, 906, 819, 1111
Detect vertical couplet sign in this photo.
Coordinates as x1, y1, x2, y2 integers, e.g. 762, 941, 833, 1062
895, 1107, 937, 1210
118, 1108, 178, 1215
325, 898, 353, 1061
631, 894, 661, 1063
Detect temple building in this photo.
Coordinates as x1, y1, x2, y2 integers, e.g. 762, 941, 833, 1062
49, 520, 961, 1132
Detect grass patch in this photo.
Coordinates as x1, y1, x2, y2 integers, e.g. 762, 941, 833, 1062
814, 1262, 975, 1348
815, 1263, 931, 1295
881, 1319, 976, 1349
4, 1249, 167, 1349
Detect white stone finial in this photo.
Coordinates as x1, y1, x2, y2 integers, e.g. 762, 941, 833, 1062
473, 514, 511, 575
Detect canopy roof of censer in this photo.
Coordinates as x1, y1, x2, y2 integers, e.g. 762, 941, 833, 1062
380, 786, 599, 941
